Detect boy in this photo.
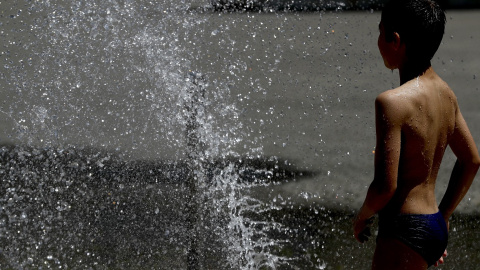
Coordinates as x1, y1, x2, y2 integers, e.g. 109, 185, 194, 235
353, 0, 480, 269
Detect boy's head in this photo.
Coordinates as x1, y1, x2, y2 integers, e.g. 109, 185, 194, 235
381, 0, 446, 64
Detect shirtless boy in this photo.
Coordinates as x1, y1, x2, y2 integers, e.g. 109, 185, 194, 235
353, 0, 480, 269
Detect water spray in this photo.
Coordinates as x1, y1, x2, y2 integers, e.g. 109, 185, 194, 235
184, 70, 207, 270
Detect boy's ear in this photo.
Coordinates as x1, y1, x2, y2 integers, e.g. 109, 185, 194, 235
392, 32, 403, 51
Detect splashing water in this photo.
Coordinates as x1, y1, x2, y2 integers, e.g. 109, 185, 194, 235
0, 1, 303, 269
8, 1, 479, 270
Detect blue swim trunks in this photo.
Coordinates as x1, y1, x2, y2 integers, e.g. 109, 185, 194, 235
377, 211, 448, 267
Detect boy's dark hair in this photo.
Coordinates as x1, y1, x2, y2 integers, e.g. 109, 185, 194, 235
381, 0, 446, 64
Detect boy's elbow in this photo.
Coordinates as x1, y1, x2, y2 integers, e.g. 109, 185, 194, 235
473, 156, 480, 169
470, 153, 480, 168
457, 150, 480, 168
461, 154, 480, 171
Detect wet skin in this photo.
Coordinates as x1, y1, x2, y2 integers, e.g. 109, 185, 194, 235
353, 22, 480, 269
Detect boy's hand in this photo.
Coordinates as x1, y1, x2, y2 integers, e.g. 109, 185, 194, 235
434, 249, 447, 267
353, 216, 374, 243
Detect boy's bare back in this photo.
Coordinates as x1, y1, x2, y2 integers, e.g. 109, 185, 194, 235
376, 67, 457, 215
353, 1, 479, 268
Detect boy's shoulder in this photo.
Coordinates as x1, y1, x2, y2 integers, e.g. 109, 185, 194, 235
375, 84, 413, 111
374, 88, 411, 124
375, 79, 432, 121
375, 74, 459, 122
377, 78, 423, 100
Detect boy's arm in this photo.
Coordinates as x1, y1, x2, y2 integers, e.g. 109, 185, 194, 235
439, 105, 480, 221
354, 93, 402, 242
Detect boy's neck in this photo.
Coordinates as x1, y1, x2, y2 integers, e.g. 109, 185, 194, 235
399, 60, 432, 85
